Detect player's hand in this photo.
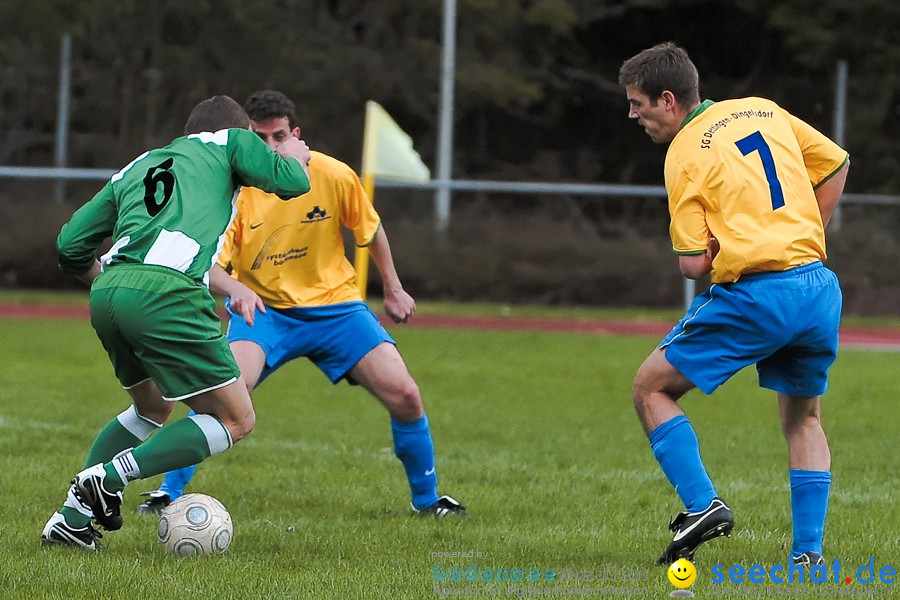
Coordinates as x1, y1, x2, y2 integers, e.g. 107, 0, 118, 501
276, 137, 311, 166
384, 288, 416, 324
276, 137, 311, 182
229, 283, 266, 327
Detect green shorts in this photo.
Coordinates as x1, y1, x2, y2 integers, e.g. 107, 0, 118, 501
89, 264, 239, 401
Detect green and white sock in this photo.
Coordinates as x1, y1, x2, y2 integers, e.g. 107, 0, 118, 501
62, 405, 161, 528
85, 404, 161, 467
128, 414, 232, 480
61, 486, 93, 525
109, 448, 141, 487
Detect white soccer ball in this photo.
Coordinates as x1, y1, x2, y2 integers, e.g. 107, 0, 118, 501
157, 493, 233, 557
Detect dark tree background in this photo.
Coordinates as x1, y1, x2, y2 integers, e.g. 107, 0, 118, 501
2, 0, 899, 313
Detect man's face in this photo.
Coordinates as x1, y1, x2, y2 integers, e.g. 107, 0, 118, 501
250, 116, 300, 151
625, 85, 680, 144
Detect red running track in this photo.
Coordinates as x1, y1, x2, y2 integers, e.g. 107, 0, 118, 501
2, 302, 899, 351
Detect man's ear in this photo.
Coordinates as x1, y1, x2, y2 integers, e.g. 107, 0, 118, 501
660, 90, 677, 111
292, 126, 302, 140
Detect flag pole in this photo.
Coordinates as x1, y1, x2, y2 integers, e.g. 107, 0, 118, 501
355, 100, 430, 300
354, 173, 375, 300
355, 102, 377, 300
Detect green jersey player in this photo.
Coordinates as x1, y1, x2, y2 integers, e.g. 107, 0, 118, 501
42, 95, 311, 550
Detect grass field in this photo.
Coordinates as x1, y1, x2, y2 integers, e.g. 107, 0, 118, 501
0, 302, 897, 599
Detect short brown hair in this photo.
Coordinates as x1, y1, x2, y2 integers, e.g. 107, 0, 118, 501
618, 42, 700, 107
244, 90, 299, 129
183, 95, 250, 135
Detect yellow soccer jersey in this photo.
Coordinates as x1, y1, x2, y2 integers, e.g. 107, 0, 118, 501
665, 98, 848, 283
218, 150, 381, 308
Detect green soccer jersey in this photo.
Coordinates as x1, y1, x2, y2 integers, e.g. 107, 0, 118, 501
57, 128, 310, 284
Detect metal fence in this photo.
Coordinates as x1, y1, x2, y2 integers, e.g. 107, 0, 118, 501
2, 165, 898, 311
2, 166, 898, 206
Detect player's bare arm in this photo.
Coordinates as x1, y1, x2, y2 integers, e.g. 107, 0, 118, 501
367, 227, 416, 324
677, 236, 719, 280
814, 160, 850, 227
208, 264, 266, 327
678, 253, 711, 280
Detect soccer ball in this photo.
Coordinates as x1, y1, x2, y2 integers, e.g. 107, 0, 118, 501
157, 493, 233, 556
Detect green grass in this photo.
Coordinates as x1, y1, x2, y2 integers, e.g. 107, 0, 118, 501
3, 287, 899, 328
0, 308, 897, 598
0, 288, 91, 305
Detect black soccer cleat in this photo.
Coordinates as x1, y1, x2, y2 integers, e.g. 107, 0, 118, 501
41, 511, 104, 551
73, 464, 124, 531
412, 495, 467, 517
791, 551, 826, 567
657, 497, 733, 565
136, 490, 171, 516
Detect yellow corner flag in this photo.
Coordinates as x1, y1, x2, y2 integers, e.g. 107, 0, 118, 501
361, 100, 431, 182
356, 101, 430, 299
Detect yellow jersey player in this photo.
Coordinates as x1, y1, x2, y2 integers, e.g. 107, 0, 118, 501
137, 91, 465, 518
619, 43, 848, 565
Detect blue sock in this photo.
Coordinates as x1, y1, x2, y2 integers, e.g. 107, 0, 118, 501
392, 414, 439, 510
158, 464, 197, 501
158, 409, 199, 500
790, 469, 831, 556
649, 415, 717, 512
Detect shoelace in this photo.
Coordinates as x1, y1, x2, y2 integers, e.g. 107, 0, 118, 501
668, 512, 688, 532
86, 523, 105, 550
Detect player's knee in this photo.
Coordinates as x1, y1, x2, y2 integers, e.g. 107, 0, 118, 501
387, 380, 423, 422
632, 372, 651, 408
780, 396, 823, 436
136, 402, 175, 426
782, 412, 823, 439
226, 408, 256, 443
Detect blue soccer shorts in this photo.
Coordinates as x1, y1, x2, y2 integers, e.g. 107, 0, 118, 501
225, 300, 395, 385
659, 261, 842, 396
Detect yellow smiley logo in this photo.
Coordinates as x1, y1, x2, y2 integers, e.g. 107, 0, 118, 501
667, 558, 697, 588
